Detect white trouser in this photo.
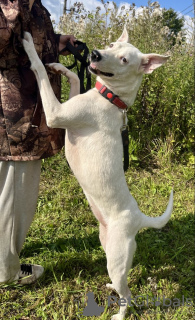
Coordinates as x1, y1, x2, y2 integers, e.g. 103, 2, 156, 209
0, 160, 41, 283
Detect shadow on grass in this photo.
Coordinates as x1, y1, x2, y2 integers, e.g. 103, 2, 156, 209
21, 230, 107, 282
21, 229, 101, 256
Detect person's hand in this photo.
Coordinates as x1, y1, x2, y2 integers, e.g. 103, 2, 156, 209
0, 0, 20, 26
59, 35, 77, 56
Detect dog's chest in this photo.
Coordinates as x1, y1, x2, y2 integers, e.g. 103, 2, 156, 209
65, 127, 123, 182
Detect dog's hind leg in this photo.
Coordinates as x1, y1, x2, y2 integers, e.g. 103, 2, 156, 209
84, 193, 108, 252
99, 223, 107, 252
106, 224, 136, 319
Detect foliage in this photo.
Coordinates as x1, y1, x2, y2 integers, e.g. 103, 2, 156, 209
161, 8, 185, 45
58, 1, 194, 165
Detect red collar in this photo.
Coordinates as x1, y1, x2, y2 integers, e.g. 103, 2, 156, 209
95, 81, 128, 110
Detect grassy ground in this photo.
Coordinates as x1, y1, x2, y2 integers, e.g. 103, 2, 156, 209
0, 148, 194, 320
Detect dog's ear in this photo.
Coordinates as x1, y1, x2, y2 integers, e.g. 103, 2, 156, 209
117, 26, 129, 43
139, 54, 169, 74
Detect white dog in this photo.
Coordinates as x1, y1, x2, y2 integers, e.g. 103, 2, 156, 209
23, 28, 173, 319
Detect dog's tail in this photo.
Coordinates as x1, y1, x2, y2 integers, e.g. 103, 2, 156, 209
140, 190, 173, 229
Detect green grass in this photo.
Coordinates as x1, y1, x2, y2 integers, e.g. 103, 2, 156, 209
0, 148, 194, 320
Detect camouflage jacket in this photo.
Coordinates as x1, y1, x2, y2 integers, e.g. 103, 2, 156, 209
0, 0, 64, 161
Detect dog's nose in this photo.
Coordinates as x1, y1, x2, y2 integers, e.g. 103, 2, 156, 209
91, 50, 102, 62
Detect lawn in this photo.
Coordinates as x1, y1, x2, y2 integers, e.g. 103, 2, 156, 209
0, 149, 194, 320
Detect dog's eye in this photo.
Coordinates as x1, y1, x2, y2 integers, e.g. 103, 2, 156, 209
109, 43, 114, 48
121, 57, 127, 63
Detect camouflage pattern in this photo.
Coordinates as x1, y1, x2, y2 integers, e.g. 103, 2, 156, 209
0, 0, 64, 161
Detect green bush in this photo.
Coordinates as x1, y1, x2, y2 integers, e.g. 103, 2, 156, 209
58, 1, 194, 164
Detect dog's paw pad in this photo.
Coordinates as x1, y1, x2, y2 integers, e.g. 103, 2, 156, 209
46, 63, 63, 75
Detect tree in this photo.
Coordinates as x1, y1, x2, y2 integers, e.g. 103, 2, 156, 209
161, 8, 185, 45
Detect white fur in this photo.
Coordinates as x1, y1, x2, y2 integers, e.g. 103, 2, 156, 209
23, 29, 172, 319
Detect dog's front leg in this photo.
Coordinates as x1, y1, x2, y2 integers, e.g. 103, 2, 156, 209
22, 32, 80, 128
46, 62, 80, 99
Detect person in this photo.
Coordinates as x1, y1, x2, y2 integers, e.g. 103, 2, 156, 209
0, 0, 76, 285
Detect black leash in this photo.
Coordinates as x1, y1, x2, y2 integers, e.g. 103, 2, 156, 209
60, 40, 91, 94
122, 128, 129, 172
121, 110, 130, 172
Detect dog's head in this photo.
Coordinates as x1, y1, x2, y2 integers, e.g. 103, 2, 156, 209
89, 27, 169, 104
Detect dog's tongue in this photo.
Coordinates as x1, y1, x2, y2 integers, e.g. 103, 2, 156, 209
90, 63, 97, 69
90, 63, 101, 75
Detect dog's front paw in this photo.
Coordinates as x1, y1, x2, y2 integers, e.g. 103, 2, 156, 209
22, 32, 38, 65
22, 32, 34, 54
46, 63, 65, 75
23, 31, 33, 43
46, 63, 79, 83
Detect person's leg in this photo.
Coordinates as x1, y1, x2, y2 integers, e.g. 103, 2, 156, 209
0, 160, 41, 283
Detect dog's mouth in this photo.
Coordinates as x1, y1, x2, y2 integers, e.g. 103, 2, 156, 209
89, 64, 114, 77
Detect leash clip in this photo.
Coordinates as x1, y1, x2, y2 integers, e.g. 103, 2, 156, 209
120, 110, 129, 132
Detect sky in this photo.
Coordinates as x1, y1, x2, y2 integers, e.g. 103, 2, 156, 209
42, 0, 194, 26
115, 1, 194, 17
